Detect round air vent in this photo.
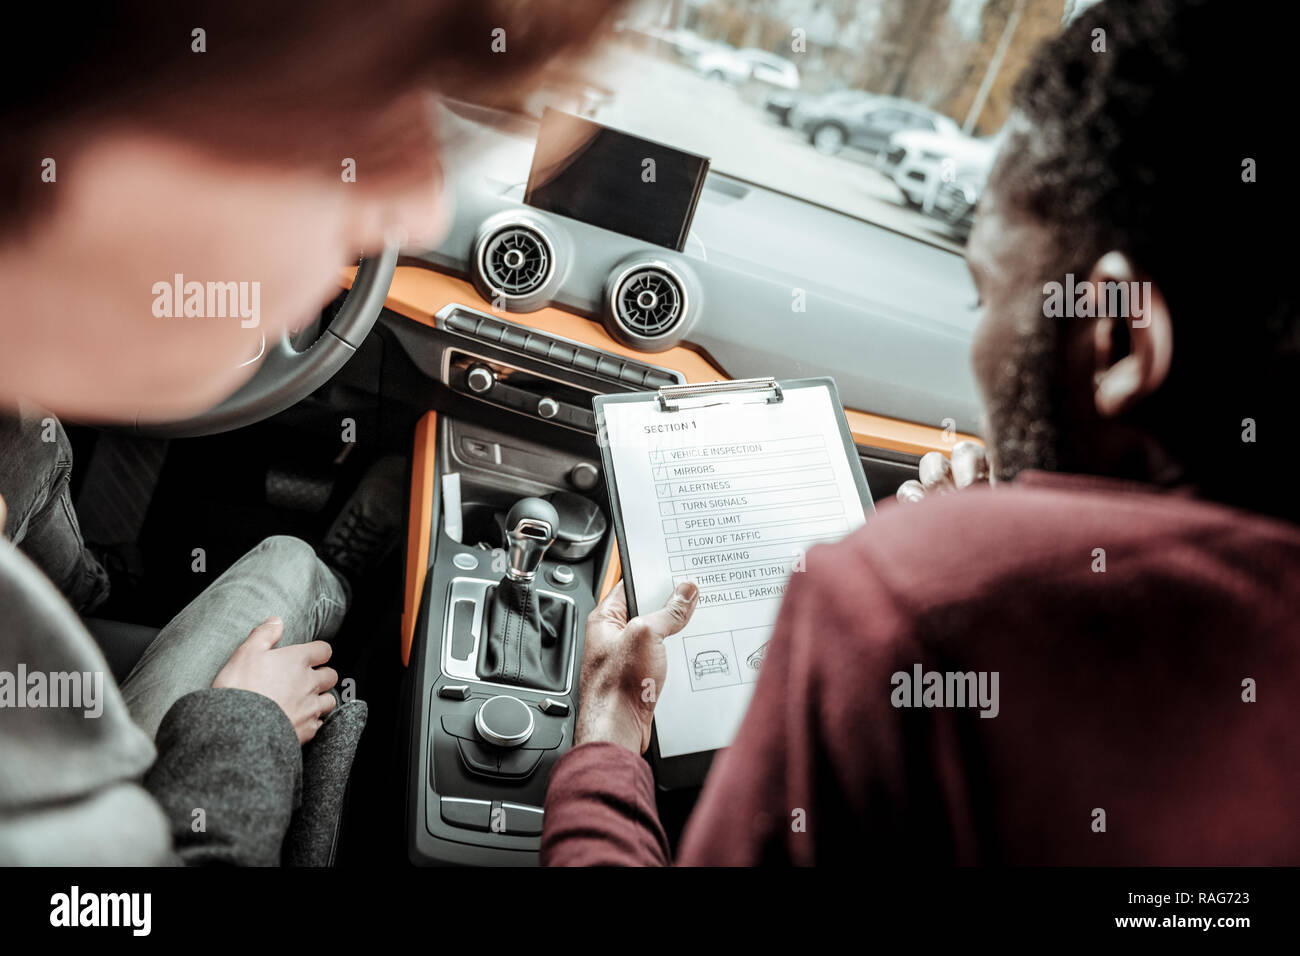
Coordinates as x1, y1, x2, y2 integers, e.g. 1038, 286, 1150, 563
611, 264, 686, 338
478, 223, 554, 300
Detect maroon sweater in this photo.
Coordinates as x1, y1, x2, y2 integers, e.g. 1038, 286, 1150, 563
541, 472, 1300, 866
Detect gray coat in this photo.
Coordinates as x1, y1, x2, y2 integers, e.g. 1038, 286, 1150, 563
0, 539, 365, 865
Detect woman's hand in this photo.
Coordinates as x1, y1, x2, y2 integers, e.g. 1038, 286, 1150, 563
212, 617, 338, 745
896, 440, 991, 503
575, 580, 699, 754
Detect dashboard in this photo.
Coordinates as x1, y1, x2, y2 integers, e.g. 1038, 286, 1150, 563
358, 103, 984, 455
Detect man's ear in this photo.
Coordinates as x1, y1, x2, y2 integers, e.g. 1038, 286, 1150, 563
1088, 251, 1173, 418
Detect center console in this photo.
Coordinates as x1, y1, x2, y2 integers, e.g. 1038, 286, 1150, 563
404, 303, 686, 866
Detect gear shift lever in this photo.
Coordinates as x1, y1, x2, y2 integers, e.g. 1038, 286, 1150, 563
477, 498, 573, 692
504, 498, 558, 582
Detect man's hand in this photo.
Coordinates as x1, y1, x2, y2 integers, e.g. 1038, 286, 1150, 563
896, 440, 990, 503
575, 580, 699, 754
212, 617, 338, 745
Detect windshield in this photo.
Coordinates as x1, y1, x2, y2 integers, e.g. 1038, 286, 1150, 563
558, 0, 1073, 250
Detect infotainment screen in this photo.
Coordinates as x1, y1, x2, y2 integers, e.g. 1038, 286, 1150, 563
525, 108, 710, 251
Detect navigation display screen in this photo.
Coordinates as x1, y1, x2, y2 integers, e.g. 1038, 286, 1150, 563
525, 108, 710, 251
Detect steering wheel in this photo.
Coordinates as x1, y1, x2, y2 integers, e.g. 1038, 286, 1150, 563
134, 244, 399, 438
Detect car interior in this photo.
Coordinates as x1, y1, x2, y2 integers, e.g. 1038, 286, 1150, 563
42, 0, 1091, 867
61, 92, 982, 866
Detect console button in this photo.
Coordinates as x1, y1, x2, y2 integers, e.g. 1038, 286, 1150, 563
442, 714, 480, 738
619, 365, 648, 387
465, 364, 495, 394
474, 695, 535, 748
539, 697, 570, 717
521, 334, 550, 358
537, 397, 560, 419
495, 747, 544, 779
443, 313, 475, 334
475, 319, 505, 344
460, 436, 497, 460
456, 737, 501, 775
568, 462, 599, 491
500, 327, 529, 350
572, 350, 599, 373
438, 684, 471, 701
440, 796, 492, 831
497, 802, 545, 836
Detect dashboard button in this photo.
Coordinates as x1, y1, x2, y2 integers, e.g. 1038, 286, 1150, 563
521, 334, 549, 358
465, 364, 495, 394
596, 357, 624, 379
568, 462, 599, 491
443, 313, 476, 334
573, 350, 599, 372
537, 397, 560, 419
475, 320, 505, 344
500, 327, 529, 350
619, 365, 648, 387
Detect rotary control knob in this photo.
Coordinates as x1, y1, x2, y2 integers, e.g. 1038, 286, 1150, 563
466, 364, 495, 394
474, 695, 535, 748
537, 396, 560, 419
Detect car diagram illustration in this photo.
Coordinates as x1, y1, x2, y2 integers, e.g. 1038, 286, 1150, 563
692, 650, 730, 679
746, 641, 769, 672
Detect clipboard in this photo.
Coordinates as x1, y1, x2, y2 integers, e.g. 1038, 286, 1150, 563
593, 377, 874, 789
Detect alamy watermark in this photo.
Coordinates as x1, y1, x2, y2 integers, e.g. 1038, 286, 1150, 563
151, 273, 260, 328
0, 665, 104, 718
891, 664, 999, 718
1043, 273, 1151, 327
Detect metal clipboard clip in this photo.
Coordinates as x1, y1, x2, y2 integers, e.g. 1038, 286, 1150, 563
655, 377, 784, 412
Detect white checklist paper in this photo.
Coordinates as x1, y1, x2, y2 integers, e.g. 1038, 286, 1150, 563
599, 383, 869, 758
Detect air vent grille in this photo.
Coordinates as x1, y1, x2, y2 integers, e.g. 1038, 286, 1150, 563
481, 225, 552, 297
613, 267, 684, 337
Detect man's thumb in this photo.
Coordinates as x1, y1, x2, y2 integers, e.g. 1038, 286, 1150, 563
639, 582, 699, 640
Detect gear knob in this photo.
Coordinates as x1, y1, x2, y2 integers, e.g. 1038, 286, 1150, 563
504, 497, 558, 581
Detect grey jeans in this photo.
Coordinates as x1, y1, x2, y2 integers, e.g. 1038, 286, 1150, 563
0, 409, 349, 738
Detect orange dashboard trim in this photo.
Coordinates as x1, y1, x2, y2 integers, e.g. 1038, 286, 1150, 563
599, 537, 622, 603
343, 266, 979, 456
401, 410, 436, 666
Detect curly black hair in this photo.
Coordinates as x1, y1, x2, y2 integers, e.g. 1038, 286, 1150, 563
989, 0, 1297, 518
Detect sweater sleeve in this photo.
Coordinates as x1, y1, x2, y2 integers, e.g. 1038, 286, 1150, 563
541, 742, 671, 866
144, 688, 303, 866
